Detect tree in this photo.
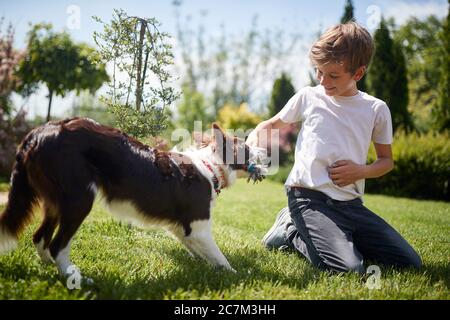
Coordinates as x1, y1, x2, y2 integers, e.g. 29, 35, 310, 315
93, 9, 179, 138
0, 19, 31, 177
267, 73, 298, 165
339, 0, 369, 92
17, 24, 108, 122
217, 103, 261, 131
340, 0, 355, 24
176, 83, 212, 132
69, 92, 116, 127
173, 1, 302, 116
0, 18, 23, 115
394, 16, 445, 132
434, 5, 449, 132
268, 73, 296, 117
367, 18, 412, 132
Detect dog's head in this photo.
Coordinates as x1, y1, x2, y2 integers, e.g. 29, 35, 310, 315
211, 123, 267, 183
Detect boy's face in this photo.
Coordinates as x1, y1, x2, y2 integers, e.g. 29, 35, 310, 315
315, 62, 365, 97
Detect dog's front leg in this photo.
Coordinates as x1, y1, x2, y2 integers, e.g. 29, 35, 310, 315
181, 220, 236, 272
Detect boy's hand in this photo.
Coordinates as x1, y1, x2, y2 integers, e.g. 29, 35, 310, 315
328, 160, 365, 187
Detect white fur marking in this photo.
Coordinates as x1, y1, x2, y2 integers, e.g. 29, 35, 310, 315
35, 239, 53, 264
0, 227, 17, 253
181, 219, 234, 272
180, 145, 237, 202
106, 199, 179, 230
55, 240, 74, 275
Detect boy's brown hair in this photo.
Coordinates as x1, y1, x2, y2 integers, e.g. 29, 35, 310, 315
310, 22, 374, 74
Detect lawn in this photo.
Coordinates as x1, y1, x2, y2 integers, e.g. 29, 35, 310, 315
0, 179, 448, 299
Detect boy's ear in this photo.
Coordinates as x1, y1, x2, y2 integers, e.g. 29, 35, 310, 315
354, 66, 366, 81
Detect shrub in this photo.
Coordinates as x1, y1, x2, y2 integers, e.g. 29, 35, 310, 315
0, 109, 32, 178
266, 164, 292, 184
217, 103, 261, 131
366, 131, 449, 200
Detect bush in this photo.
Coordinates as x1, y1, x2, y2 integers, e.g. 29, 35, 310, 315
366, 131, 449, 200
0, 109, 32, 178
266, 164, 292, 184
217, 103, 261, 131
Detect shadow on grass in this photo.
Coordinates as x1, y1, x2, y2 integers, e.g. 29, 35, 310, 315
0, 255, 91, 299
421, 263, 450, 288
0, 242, 321, 299
85, 247, 322, 299
2, 246, 448, 299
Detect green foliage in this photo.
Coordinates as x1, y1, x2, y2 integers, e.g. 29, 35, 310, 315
17, 23, 109, 122
173, 2, 302, 115
340, 0, 355, 24
0, 109, 31, 178
106, 100, 169, 139
68, 93, 116, 127
268, 73, 296, 117
394, 16, 445, 132
366, 131, 450, 200
338, 0, 370, 92
176, 83, 212, 132
0, 18, 23, 115
0, 19, 31, 178
433, 7, 449, 132
265, 164, 293, 184
367, 19, 413, 132
217, 103, 262, 131
93, 9, 179, 138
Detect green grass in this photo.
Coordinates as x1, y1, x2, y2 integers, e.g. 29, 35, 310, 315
0, 182, 9, 192
0, 179, 449, 299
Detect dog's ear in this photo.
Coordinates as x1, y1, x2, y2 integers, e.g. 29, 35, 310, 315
211, 122, 226, 153
212, 122, 224, 134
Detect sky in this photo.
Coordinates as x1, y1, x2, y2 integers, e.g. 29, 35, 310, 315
1, 0, 448, 118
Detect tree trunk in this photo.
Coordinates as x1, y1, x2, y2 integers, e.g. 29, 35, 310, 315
46, 88, 53, 122
135, 20, 146, 111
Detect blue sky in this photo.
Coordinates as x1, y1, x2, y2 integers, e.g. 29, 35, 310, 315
1, 0, 448, 118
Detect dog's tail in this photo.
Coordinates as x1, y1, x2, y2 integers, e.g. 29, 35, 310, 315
0, 138, 38, 254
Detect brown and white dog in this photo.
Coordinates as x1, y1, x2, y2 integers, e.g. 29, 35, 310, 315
0, 117, 265, 280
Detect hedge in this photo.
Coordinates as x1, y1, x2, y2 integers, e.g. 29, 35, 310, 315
366, 131, 449, 200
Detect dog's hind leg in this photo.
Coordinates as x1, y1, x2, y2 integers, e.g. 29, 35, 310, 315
48, 191, 94, 284
33, 203, 58, 264
181, 220, 235, 272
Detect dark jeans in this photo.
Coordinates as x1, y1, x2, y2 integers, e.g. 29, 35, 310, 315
285, 187, 422, 273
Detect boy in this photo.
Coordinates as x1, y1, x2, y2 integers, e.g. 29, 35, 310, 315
247, 22, 421, 273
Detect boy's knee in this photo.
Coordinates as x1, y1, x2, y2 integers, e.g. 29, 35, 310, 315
319, 256, 365, 274
339, 259, 365, 274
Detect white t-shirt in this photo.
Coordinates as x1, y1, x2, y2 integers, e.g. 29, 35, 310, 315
279, 85, 393, 201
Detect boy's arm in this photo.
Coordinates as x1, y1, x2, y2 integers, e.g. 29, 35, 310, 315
328, 143, 394, 187
246, 114, 291, 148
362, 143, 394, 178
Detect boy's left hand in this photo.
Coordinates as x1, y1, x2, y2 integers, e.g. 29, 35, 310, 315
328, 160, 365, 187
